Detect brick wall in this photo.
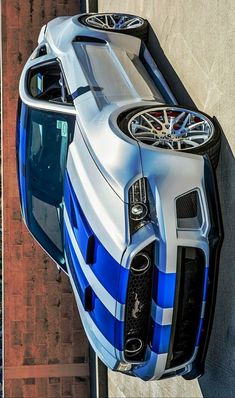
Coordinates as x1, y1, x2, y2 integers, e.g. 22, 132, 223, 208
2, 1, 90, 397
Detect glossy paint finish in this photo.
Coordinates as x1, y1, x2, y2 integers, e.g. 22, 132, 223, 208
17, 14, 214, 380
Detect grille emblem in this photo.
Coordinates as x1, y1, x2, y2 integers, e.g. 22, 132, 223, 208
132, 293, 144, 319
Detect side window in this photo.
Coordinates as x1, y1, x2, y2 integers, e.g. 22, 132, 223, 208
28, 61, 73, 104
25, 107, 76, 272
32, 196, 63, 252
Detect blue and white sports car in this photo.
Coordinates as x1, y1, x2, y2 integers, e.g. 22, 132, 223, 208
16, 13, 223, 380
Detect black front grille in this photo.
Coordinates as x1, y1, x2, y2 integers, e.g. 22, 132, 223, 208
166, 247, 205, 369
124, 244, 154, 361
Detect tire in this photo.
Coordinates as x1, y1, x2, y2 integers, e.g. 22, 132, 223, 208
78, 13, 149, 42
118, 105, 221, 169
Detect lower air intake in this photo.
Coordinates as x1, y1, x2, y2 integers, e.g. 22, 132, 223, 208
166, 247, 205, 369
176, 190, 202, 229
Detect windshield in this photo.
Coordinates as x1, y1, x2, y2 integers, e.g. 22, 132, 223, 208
20, 105, 75, 267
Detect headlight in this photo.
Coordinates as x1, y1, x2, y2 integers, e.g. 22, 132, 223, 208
129, 178, 150, 234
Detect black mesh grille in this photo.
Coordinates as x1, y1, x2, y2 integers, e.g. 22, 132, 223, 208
176, 191, 199, 218
176, 191, 202, 229
124, 244, 154, 361
166, 247, 205, 369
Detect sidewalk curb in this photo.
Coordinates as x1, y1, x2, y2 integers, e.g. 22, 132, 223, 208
80, 0, 98, 13
89, 346, 108, 398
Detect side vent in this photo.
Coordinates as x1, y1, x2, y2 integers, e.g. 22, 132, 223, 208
73, 35, 106, 44
176, 191, 202, 229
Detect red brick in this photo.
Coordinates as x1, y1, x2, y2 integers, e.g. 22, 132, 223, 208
34, 344, 48, 364
35, 319, 49, 344
48, 383, 61, 398
23, 382, 36, 398
73, 381, 90, 398
60, 343, 73, 363
11, 320, 24, 345
35, 295, 47, 320
36, 378, 48, 397
61, 294, 73, 319
25, 307, 35, 332
61, 319, 72, 343
62, 377, 73, 397
11, 379, 23, 398
3, 1, 89, 396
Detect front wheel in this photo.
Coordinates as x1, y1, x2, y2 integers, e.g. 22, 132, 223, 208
78, 13, 149, 41
118, 106, 221, 168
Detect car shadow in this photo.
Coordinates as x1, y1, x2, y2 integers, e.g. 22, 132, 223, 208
199, 135, 235, 398
147, 25, 197, 108
147, 24, 235, 397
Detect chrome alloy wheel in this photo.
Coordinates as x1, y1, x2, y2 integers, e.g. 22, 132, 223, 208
84, 13, 145, 30
128, 107, 214, 150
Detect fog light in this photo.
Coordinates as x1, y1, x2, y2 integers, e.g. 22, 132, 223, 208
129, 178, 150, 235
130, 202, 148, 221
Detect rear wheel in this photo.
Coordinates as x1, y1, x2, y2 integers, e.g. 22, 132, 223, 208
78, 13, 148, 41
118, 106, 221, 168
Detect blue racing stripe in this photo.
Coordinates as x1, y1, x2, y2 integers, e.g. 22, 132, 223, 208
152, 268, 176, 308
196, 317, 203, 346
64, 222, 124, 350
150, 267, 175, 353
65, 225, 90, 309
196, 266, 209, 346
151, 321, 171, 354
202, 267, 209, 301
64, 171, 129, 304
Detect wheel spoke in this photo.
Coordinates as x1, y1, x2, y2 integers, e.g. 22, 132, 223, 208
177, 141, 182, 150
90, 16, 105, 27
186, 121, 205, 130
178, 113, 190, 133
165, 141, 174, 149
116, 16, 125, 28
152, 141, 161, 147
141, 114, 155, 129
127, 107, 213, 151
125, 18, 140, 28
187, 135, 207, 141
141, 137, 157, 142
182, 139, 199, 147
163, 109, 168, 124
134, 132, 155, 137
145, 112, 164, 127
173, 111, 186, 125
131, 123, 152, 133
85, 14, 144, 30
186, 130, 208, 135
109, 15, 116, 28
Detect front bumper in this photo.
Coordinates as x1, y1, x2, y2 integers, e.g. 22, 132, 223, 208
64, 138, 222, 381
117, 156, 223, 380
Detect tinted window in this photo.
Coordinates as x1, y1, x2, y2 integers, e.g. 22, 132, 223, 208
32, 196, 63, 251
25, 107, 75, 268
28, 60, 72, 104
27, 109, 71, 205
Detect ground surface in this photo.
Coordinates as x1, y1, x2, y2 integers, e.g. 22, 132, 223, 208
98, 1, 235, 397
